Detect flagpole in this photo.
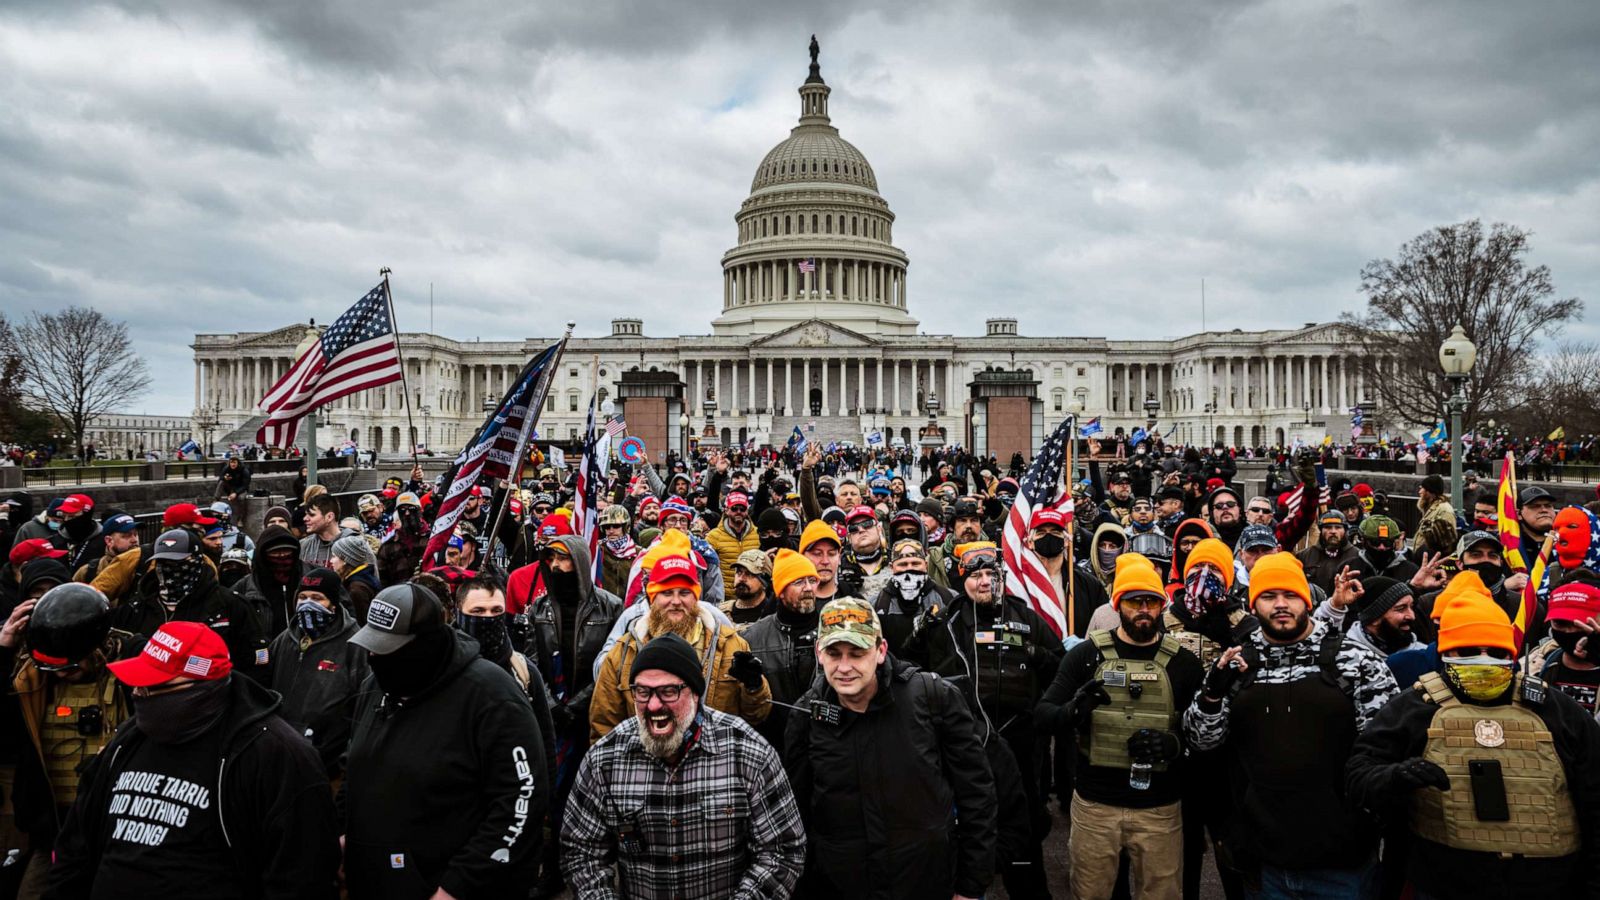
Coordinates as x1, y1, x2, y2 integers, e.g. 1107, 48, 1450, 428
380, 267, 421, 471
483, 323, 574, 567
1065, 415, 1077, 635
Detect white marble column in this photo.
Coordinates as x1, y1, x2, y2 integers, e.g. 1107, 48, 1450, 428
822, 360, 833, 416
875, 359, 884, 414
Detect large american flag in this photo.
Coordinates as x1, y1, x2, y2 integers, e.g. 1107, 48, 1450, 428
256, 282, 403, 448
605, 416, 627, 438
572, 394, 612, 581
424, 341, 564, 563
1002, 416, 1077, 639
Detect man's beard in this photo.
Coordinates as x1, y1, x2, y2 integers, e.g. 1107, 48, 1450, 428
637, 701, 697, 759
1321, 534, 1345, 552
732, 581, 760, 601
647, 603, 698, 638
784, 590, 816, 615
955, 525, 982, 542
1120, 609, 1159, 642
1260, 607, 1311, 642
1371, 618, 1412, 651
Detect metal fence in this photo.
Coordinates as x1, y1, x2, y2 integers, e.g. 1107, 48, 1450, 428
20, 455, 350, 488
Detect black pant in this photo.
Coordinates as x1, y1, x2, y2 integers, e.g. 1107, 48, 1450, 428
999, 721, 1052, 899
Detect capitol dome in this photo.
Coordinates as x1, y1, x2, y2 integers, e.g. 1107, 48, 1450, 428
713, 37, 917, 338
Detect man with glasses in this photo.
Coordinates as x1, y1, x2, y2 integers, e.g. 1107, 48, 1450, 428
47, 621, 338, 898
743, 549, 821, 743
565, 632, 805, 898
1243, 497, 1277, 527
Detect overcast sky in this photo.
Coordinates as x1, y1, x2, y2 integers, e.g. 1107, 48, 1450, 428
4, 0, 1596, 415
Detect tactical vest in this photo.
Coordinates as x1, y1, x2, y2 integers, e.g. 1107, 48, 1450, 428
1161, 607, 1248, 671
1408, 672, 1579, 858
1078, 631, 1181, 771
41, 676, 121, 808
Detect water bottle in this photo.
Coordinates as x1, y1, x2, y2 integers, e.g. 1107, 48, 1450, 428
1129, 760, 1153, 791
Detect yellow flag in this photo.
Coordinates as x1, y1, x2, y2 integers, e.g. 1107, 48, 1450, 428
1549, 426, 1566, 441
1321, 434, 1333, 447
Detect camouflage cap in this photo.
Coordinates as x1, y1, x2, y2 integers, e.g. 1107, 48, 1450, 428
817, 597, 882, 650
734, 549, 772, 577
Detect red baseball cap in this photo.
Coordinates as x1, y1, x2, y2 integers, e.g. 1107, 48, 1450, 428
163, 503, 219, 528
1206, 477, 1226, 492
539, 513, 574, 538
9, 538, 68, 567
1353, 483, 1374, 498
57, 496, 88, 516
647, 555, 700, 597
109, 621, 233, 687
469, 486, 484, 498
1547, 582, 1600, 623
67, 493, 94, 510
845, 505, 877, 524
724, 492, 750, 509
1030, 509, 1069, 530
509, 497, 524, 516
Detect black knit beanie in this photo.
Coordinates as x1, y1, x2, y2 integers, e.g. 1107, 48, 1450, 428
1357, 576, 1413, 626
632, 633, 706, 697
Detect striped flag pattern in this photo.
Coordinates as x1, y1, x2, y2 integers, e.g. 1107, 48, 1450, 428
797, 258, 816, 273
257, 282, 403, 448
424, 342, 563, 564
1002, 416, 1077, 638
605, 416, 627, 438
573, 394, 612, 582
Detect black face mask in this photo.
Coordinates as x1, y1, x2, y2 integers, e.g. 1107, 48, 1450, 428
544, 566, 580, 600
369, 627, 454, 698
1033, 534, 1066, 559
759, 534, 792, 552
458, 613, 512, 665
63, 515, 97, 542
1552, 629, 1597, 662
136, 677, 232, 745
1466, 561, 1505, 588
1365, 548, 1396, 570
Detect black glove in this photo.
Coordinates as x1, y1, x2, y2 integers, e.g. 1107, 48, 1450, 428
1127, 728, 1182, 764
729, 651, 765, 692
1065, 678, 1111, 729
1392, 758, 1450, 792
1202, 657, 1243, 701
550, 701, 577, 732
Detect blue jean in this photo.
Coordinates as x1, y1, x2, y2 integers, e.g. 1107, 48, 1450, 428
1247, 857, 1377, 900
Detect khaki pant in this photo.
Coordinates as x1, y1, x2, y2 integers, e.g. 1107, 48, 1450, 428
1069, 792, 1182, 900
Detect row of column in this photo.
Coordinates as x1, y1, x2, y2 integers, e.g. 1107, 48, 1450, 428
1170, 354, 1390, 414
201, 355, 532, 416
723, 258, 906, 309
683, 357, 954, 418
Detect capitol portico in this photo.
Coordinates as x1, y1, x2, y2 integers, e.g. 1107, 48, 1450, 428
191, 41, 1407, 463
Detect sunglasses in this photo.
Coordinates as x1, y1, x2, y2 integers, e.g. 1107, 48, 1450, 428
847, 522, 877, 534
1212, 501, 1239, 510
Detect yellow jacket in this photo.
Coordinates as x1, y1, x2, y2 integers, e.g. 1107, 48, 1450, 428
704, 519, 760, 595
588, 604, 771, 744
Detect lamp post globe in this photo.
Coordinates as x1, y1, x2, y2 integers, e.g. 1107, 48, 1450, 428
1439, 324, 1477, 512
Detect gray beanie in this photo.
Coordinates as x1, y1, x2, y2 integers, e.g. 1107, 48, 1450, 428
332, 533, 378, 570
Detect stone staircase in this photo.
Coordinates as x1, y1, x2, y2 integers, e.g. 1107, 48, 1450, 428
217, 414, 270, 447
770, 415, 869, 447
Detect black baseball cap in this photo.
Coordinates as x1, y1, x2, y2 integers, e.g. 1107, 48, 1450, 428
151, 529, 200, 561
351, 584, 445, 655
1519, 486, 1555, 508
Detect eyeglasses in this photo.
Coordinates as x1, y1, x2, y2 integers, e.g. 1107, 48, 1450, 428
602, 524, 625, 531
1212, 501, 1239, 510
1248, 507, 1273, 515
630, 682, 688, 704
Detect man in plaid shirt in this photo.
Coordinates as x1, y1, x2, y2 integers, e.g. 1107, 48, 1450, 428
561, 632, 806, 899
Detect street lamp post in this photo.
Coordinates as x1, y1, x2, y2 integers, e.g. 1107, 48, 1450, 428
678, 413, 690, 464
1439, 323, 1478, 512
1143, 395, 1160, 433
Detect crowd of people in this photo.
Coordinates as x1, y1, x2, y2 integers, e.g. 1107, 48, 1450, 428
0, 432, 1597, 899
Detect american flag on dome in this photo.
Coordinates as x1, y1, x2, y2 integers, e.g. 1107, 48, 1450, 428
797, 258, 816, 274
257, 282, 403, 448
1002, 416, 1077, 638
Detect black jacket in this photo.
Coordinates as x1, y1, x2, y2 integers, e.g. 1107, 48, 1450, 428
872, 576, 950, 658
110, 565, 264, 676
904, 593, 1065, 730
743, 606, 821, 745
267, 603, 370, 777
784, 657, 997, 899
343, 631, 548, 900
527, 534, 623, 726
1346, 681, 1600, 897
236, 525, 304, 638
45, 676, 340, 899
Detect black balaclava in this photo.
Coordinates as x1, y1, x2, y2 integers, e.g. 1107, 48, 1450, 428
369, 626, 454, 698
136, 676, 232, 745
458, 613, 512, 666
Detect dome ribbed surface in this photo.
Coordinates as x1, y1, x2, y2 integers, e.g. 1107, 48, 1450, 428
751, 130, 878, 192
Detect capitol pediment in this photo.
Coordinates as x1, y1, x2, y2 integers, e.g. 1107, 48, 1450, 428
752, 319, 879, 349
235, 324, 317, 348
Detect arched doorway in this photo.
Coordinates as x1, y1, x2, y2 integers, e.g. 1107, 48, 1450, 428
371, 427, 383, 452
810, 388, 822, 417
737, 427, 748, 448
390, 427, 401, 451
1250, 426, 1262, 446
720, 427, 732, 447
1232, 426, 1244, 447
1214, 426, 1226, 446
901, 427, 912, 445
1275, 427, 1286, 447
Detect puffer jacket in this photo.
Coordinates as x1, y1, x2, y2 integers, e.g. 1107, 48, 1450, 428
783, 656, 997, 899
528, 535, 623, 723
705, 517, 760, 594
267, 597, 370, 777
589, 603, 771, 744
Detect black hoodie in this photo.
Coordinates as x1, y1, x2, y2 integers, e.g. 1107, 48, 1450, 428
268, 594, 370, 778
343, 630, 548, 899
237, 525, 304, 638
45, 675, 340, 899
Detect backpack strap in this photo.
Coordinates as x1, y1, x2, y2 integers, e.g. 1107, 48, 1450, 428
509, 652, 532, 693
1154, 635, 1181, 669
1316, 628, 1350, 693
1414, 671, 1459, 709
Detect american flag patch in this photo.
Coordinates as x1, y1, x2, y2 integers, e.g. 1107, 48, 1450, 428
255, 647, 270, 665
183, 656, 213, 677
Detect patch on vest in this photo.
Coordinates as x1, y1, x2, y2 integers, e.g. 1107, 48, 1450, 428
1474, 719, 1505, 748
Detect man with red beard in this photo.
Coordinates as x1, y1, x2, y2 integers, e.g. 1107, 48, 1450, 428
587, 555, 770, 743
563, 632, 805, 897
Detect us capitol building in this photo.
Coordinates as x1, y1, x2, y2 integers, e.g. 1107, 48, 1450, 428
192, 41, 1402, 463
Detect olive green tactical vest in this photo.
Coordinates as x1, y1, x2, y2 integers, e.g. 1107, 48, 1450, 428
41, 677, 120, 808
1409, 672, 1580, 857
1162, 607, 1247, 671
1078, 630, 1181, 771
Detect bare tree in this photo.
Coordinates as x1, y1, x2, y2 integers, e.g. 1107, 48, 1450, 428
1504, 342, 1600, 438
1341, 220, 1582, 427
16, 307, 152, 461
0, 313, 25, 438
